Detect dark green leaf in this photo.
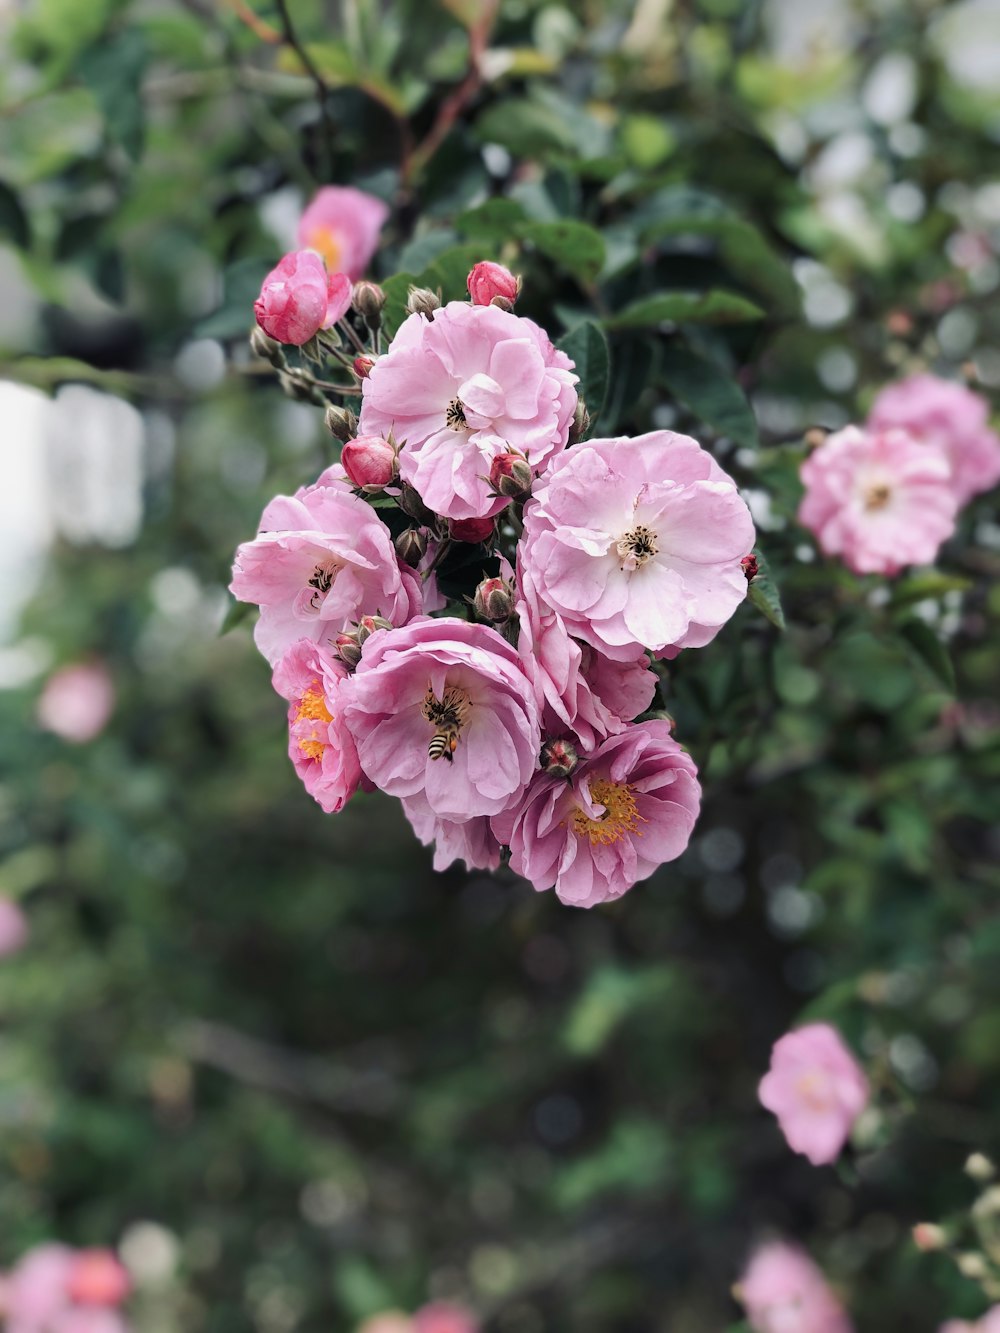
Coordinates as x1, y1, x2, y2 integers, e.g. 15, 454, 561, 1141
455, 198, 528, 242
0, 181, 30, 250
557, 321, 609, 431
898, 618, 955, 692
78, 28, 149, 160
659, 345, 758, 447
747, 550, 786, 630
520, 220, 606, 284
379, 271, 420, 340
474, 97, 579, 158
219, 598, 254, 636
605, 290, 765, 329
196, 257, 272, 340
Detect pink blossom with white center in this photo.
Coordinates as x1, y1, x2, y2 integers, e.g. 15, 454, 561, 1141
297, 186, 389, 281
230, 473, 421, 666
0, 897, 29, 957
254, 251, 352, 346
869, 374, 1000, 505
414, 1303, 480, 1333
37, 663, 114, 744
358, 302, 578, 521
272, 640, 362, 814
520, 431, 755, 662
492, 721, 700, 909
799, 425, 957, 576
513, 558, 656, 753
758, 1023, 869, 1166
738, 1242, 853, 1333
402, 800, 501, 874
340, 618, 540, 822
940, 1309, 1000, 1333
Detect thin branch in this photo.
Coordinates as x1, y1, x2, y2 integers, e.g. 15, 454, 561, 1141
273, 0, 336, 180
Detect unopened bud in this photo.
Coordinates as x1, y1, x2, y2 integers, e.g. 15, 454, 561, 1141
569, 398, 591, 444
541, 737, 579, 778
356, 615, 392, 641
324, 404, 358, 441
489, 452, 533, 501
354, 354, 376, 380
473, 576, 515, 624
804, 427, 828, 450
467, 261, 520, 308
352, 280, 386, 330
449, 515, 495, 545
395, 528, 427, 568
398, 482, 436, 527
912, 1223, 947, 1252
341, 434, 398, 491
958, 1252, 989, 1280
334, 615, 394, 670
250, 325, 283, 366
967, 1154, 997, 1182
406, 286, 441, 318
741, 553, 759, 581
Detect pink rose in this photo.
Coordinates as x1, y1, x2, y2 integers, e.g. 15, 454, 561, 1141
414, 1302, 479, 1333
358, 302, 578, 521
493, 720, 701, 908
0, 898, 29, 957
5, 1244, 75, 1327
65, 1250, 129, 1308
402, 801, 502, 874
254, 251, 352, 346
520, 431, 755, 662
940, 1311, 1000, 1333
230, 470, 421, 666
341, 618, 540, 822
738, 1242, 853, 1333
799, 425, 957, 576
869, 374, 1000, 505
514, 559, 656, 753
340, 434, 399, 491
758, 1023, 869, 1166
467, 261, 519, 308
37, 662, 114, 744
51, 1312, 131, 1333
272, 640, 362, 814
298, 186, 389, 281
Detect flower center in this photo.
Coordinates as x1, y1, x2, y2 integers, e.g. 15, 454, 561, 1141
863, 483, 891, 511
304, 226, 342, 274
616, 525, 659, 571
295, 682, 333, 762
421, 683, 472, 763
794, 1072, 834, 1112
445, 397, 468, 431
568, 779, 645, 846
307, 560, 340, 609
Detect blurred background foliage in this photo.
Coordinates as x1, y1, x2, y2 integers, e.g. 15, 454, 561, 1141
1, 0, 999, 1329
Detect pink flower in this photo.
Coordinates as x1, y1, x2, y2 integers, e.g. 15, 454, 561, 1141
355, 1316, 414, 1333
758, 1023, 869, 1166
51, 1312, 131, 1333
869, 374, 1000, 505
402, 801, 502, 874
940, 1311, 1000, 1333
414, 1303, 480, 1333
341, 618, 540, 822
297, 186, 389, 281
272, 640, 362, 814
230, 471, 421, 666
4, 1244, 75, 1328
358, 302, 578, 520
0, 898, 29, 957
467, 261, 519, 308
514, 560, 656, 753
340, 434, 399, 491
254, 251, 352, 346
520, 431, 755, 662
799, 425, 957, 576
738, 1242, 853, 1333
493, 721, 700, 908
449, 516, 495, 544
37, 663, 114, 744
64, 1251, 128, 1309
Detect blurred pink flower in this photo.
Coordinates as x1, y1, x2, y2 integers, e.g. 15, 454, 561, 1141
738, 1241, 853, 1333
297, 186, 388, 281
520, 431, 755, 662
869, 374, 1000, 506
493, 720, 701, 909
358, 302, 577, 521
254, 251, 352, 346
272, 640, 362, 814
941, 1312, 1000, 1333
230, 471, 421, 666
0, 897, 29, 957
355, 1315, 415, 1333
799, 425, 957, 575
65, 1251, 129, 1309
467, 261, 519, 308
341, 618, 540, 822
4, 1244, 75, 1329
50, 1310, 131, 1333
414, 1302, 480, 1333
759, 1023, 868, 1166
37, 663, 114, 744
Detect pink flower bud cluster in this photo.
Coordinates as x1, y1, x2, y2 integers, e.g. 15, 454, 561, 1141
0, 1244, 132, 1333
798, 373, 1000, 576
232, 259, 760, 908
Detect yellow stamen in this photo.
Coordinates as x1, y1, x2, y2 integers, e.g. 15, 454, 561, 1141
568, 779, 645, 846
295, 682, 333, 762
864, 483, 891, 511
305, 226, 342, 274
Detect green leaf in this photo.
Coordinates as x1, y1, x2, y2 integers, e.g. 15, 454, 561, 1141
605, 290, 765, 329
520, 220, 606, 284
898, 618, 955, 692
455, 198, 528, 242
219, 598, 254, 637
379, 270, 420, 340
659, 345, 758, 447
78, 28, 149, 160
890, 571, 973, 608
746, 549, 786, 630
474, 96, 579, 158
0, 181, 30, 250
557, 321, 609, 430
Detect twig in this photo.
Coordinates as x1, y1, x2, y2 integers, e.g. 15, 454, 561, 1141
224, 0, 280, 43
273, 0, 336, 180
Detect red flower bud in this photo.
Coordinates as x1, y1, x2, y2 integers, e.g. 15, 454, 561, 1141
473, 576, 515, 624
489, 451, 533, 501
66, 1251, 130, 1307
353, 354, 376, 379
341, 434, 398, 491
467, 261, 520, 308
741, 554, 759, 581
449, 515, 495, 545
540, 737, 579, 778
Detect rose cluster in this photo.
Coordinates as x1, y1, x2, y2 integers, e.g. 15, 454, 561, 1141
0, 1245, 131, 1333
236, 221, 757, 907
799, 373, 1000, 576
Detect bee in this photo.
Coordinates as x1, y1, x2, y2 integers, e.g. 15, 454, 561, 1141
421, 684, 470, 763
427, 728, 460, 763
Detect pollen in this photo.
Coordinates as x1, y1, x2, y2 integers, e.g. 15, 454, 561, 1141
295, 683, 333, 762
304, 226, 342, 274
616, 524, 659, 570
863, 482, 892, 511
568, 779, 645, 846
445, 397, 468, 431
